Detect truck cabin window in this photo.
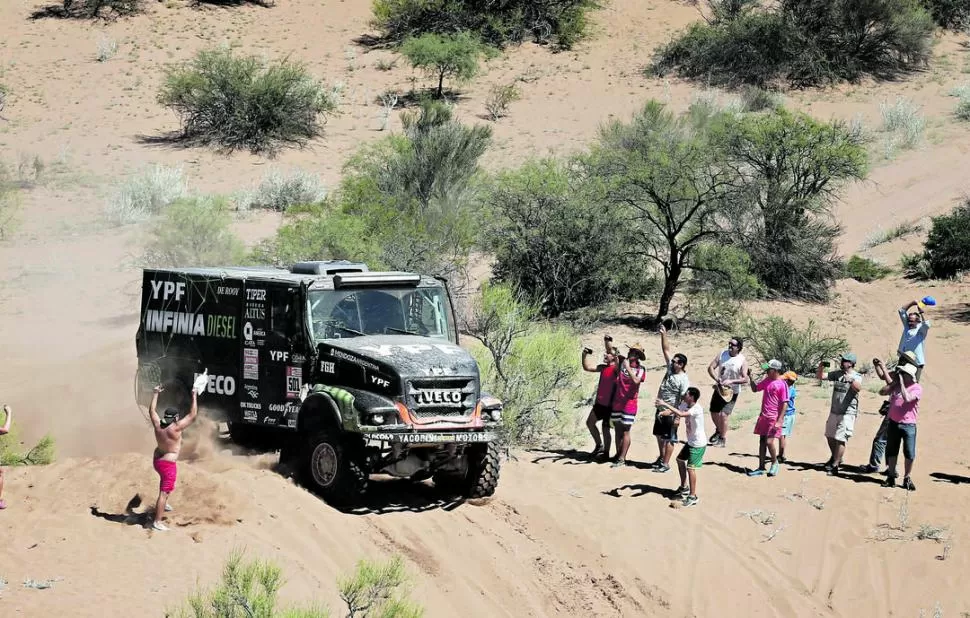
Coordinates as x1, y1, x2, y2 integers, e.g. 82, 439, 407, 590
308, 287, 452, 341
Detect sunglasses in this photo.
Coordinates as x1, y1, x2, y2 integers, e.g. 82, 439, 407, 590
728, 342, 740, 348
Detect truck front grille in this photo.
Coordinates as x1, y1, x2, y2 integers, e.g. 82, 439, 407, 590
406, 378, 477, 419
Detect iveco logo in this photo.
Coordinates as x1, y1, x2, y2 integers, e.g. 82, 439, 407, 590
414, 389, 463, 407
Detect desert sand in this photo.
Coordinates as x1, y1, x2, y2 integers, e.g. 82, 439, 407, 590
1, 0, 969, 616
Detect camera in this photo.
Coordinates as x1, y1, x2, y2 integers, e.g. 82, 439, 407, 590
582, 347, 593, 355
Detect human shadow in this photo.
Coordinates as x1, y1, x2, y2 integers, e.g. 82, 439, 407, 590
602, 483, 677, 500
774, 459, 885, 485
708, 460, 752, 476
930, 472, 970, 484
529, 448, 602, 466
90, 494, 152, 527
335, 477, 468, 516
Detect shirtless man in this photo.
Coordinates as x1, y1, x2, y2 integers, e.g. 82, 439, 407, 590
0, 404, 12, 510
149, 385, 198, 531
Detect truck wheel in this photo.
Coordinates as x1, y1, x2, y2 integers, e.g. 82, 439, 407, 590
303, 432, 368, 506
434, 443, 500, 498
465, 442, 501, 499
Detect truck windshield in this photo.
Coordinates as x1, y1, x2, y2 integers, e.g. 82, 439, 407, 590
308, 286, 455, 342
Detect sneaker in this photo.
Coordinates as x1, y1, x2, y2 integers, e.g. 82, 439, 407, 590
590, 446, 604, 458
676, 485, 690, 499
883, 475, 896, 488
746, 468, 766, 477
0, 499, 6, 510
708, 432, 721, 446
152, 521, 169, 531
712, 437, 726, 448
823, 459, 834, 471
610, 459, 626, 469
777, 455, 787, 464
768, 463, 780, 477
902, 477, 916, 491
682, 495, 699, 508
652, 463, 670, 473
164, 503, 174, 512
861, 464, 879, 474
827, 465, 840, 477
650, 457, 663, 468
880, 468, 892, 476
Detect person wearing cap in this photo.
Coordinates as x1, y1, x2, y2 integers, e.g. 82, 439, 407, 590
879, 362, 922, 491
610, 343, 647, 468
862, 356, 900, 474
778, 371, 798, 464
897, 299, 931, 382
746, 359, 789, 477
582, 335, 620, 461
148, 383, 199, 531
706, 336, 750, 448
651, 324, 690, 474
816, 353, 863, 476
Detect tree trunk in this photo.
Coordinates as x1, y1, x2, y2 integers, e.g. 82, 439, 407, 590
436, 71, 445, 99
656, 251, 682, 325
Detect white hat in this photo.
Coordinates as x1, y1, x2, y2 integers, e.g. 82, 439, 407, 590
897, 363, 917, 378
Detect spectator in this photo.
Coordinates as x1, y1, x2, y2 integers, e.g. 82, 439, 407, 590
897, 299, 931, 382
655, 386, 705, 508
880, 363, 921, 491
0, 404, 12, 510
778, 372, 798, 463
861, 355, 901, 474
651, 325, 689, 474
610, 343, 647, 468
815, 353, 862, 476
746, 360, 788, 478
706, 336, 749, 448
582, 335, 619, 461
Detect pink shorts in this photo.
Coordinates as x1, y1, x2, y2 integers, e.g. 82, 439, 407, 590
754, 414, 783, 439
153, 458, 177, 494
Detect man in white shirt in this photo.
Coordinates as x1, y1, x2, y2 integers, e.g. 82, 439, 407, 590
656, 387, 705, 508
897, 299, 931, 382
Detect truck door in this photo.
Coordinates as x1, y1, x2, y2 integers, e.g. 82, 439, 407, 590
242, 282, 307, 428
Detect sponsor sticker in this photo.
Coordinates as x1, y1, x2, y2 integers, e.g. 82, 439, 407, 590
286, 366, 303, 399
367, 432, 494, 444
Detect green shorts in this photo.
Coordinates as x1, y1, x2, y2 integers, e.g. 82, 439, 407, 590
677, 444, 705, 469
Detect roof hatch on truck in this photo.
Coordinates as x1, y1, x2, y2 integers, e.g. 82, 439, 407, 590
290, 260, 369, 275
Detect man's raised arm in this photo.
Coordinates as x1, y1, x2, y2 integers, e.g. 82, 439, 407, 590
149, 386, 163, 430
0, 404, 11, 435
175, 391, 199, 430
659, 325, 672, 365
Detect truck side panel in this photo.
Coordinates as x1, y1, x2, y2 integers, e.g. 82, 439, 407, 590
136, 270, 243, 422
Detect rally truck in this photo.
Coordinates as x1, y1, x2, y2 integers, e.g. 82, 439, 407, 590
134, 261, 503, 506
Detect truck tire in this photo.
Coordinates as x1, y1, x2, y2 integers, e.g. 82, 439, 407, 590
434, 443, 500, 498
303, 431, 368, 506
465, 442, 500, 499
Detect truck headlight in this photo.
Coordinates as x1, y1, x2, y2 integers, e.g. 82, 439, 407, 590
371, 414, 385, 425
489, 409, 502, 422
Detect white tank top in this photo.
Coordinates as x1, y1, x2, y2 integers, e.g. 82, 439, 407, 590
717, 350, 746, 394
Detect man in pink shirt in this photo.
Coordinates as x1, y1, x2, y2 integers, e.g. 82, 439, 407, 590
880, 363, 921, 491
746, 359, 789, 478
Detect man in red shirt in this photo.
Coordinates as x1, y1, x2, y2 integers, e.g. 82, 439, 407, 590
880, 363, 921, 491
582, 335, 619, 461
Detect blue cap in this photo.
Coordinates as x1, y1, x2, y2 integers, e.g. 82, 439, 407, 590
841, 352, 857, 363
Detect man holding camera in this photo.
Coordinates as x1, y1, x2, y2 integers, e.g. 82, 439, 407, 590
816, 353, 862, 476
582, 335, 619, 461
897, 299, 931, 382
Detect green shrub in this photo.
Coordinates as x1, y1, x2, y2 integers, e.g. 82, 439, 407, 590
652, 0, 934, 87
255, 202, 386, 268
956, 97, 970, 121
468, 283, 583, 450
371, 0, 599, 50
399, 32, 486, 98
236, 168, 327, 212
484, 83, 521, 120
921, 0, 970, 29
0, 414, 55, 466
142, 196, 247, 268
900, 251, 933, 279
167, 551, 421, 618
158, 48, 340, 155
106, 164, 188, 225
742, 315, 849, 374
918, 201, 970, 278
879, 96, 925, 150
485, 158, 656, 317
841, 255, 893, 282
739, 85, 784, 111
0, 166, 22, 240
688, 244, 763, 300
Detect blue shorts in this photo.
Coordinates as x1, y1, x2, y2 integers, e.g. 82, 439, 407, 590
782, 414, 796, 437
